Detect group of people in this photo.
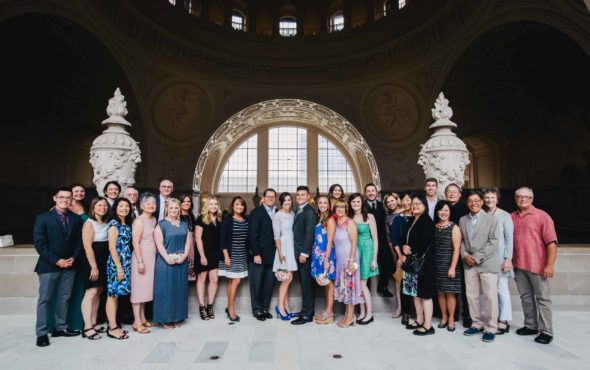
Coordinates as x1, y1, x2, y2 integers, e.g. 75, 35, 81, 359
32, 178, 557, 348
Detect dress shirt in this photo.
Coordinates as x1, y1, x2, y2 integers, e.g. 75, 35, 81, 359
264, 204, 277, 219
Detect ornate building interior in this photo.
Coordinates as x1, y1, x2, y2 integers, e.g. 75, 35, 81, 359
1, 0, 589, 243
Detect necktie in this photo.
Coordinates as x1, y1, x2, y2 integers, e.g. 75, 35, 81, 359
371, 202, 376, 210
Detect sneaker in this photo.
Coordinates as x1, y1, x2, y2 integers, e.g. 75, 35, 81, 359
482, 332, 496, 342
463, 327, 484, 336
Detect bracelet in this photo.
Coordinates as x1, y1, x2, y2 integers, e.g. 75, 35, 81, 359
348, 258, 354, 262
138, 260, 144, 264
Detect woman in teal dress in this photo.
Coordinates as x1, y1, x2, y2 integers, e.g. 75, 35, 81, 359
153, 198, 192, 328
349, 193, 379, 325
105, 198, 133, 340
310, 195, 336, 324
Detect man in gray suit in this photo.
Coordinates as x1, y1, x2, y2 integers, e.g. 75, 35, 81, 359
459, 190, 500, 343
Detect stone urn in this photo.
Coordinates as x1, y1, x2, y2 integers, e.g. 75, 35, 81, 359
89, 88, 141, 196
418, 92, 470, 198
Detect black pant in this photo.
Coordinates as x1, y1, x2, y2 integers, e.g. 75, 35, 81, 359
458, 263, 471, 322
400, 292, 415, 316
248, 262, 275, 314
377, 243, 394, 290
297, 259, 315, 318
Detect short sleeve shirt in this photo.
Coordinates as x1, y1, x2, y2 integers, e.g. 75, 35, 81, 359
511, 207, 558, 275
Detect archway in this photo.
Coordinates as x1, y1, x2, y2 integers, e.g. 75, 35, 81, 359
463, 135, 501, 189
194, 99, 380, 204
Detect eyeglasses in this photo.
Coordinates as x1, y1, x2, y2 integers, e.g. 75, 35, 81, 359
515, 195, 532, 200
466, 199, 482, 204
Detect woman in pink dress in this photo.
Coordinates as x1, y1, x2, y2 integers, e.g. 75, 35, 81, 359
130, 193, 158, 334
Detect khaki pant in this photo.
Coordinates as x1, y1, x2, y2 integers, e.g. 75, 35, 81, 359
514, 268, 553, 336
464, 268, 498, 333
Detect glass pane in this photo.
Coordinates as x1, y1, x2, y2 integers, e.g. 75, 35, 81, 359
317, 134, 357, 194
218, 135, 257, 193
267, 127, 307, 192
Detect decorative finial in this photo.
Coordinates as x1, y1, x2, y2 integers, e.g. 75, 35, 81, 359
102, 87, 131, 126
431, 92, 453, 121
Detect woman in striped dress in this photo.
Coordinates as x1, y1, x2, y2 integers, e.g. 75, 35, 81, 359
218, 196, 248, 322
433, 200, 462, 332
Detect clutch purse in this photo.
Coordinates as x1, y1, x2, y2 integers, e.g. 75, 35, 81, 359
168, 253, 182, 261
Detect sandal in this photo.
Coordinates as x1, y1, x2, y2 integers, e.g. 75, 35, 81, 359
132, 324, 150, 334
337, 315, 356, 328
199, 305, 209, 321
107, 326, 129, 340
162, 323, 176, 329
142, 321, 156, 328
92, 323, 106, 333
206, 304, 215, 319
82, 327, 101, 340
437, 321, 448, 329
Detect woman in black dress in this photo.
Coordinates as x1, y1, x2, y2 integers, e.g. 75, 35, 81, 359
180, 194, 197, 282
194, 196, 222, 320
433, 200, 462, 332
402, 195, 436, 336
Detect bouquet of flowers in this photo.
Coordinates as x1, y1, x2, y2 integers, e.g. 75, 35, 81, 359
315, 273, 330, 286
275, 264, 291, 282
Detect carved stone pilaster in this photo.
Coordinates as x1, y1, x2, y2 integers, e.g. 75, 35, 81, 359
90, 88, 142, 196
418, 92, 469, 198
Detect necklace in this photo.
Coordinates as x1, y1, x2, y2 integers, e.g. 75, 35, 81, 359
167, 217, 180, 227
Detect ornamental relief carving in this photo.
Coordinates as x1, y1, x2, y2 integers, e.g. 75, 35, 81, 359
153, 83, 211, 141
194, 99, 381, 192
364, 84, 419, 143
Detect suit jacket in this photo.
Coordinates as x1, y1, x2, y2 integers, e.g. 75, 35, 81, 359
248, 205, 277, 265
292, 203, 316, 258
155, 194, 170, 222
459, 211, 500, 273
365, 200, 387, 247
33, 209, 83, 274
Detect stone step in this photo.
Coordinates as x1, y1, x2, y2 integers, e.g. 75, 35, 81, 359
1, 245, 589, 314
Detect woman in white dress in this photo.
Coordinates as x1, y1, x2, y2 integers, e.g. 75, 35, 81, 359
272, 192, 298, 320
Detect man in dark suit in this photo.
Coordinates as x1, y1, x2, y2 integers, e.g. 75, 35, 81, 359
291, 186, 316, 325
155, 178, 174, 221
364, 183, 393, 297
33, 187, 83, 347
445, 183, 472, 328
124, 186, 140, 221
248, 188, 277, 321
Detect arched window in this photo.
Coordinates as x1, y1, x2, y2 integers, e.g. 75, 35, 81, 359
218, 135, 257, 192
329, 12, 344, 33
383, 0, 407, 16
216, 127, 357, 194
231, 10, 246, 31
279, 17, 297, 37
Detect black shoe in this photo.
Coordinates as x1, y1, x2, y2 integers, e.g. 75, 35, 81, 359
291, 316, 313, 325
406, 322, 422, 330
358, 316, 374, 325
254, 312, 266, 321
516, 327, 539, 336
225, 308, 240, 322
534, 333, 553, 344
496, 323, 510, 335
378, 288, 394, 297
462, 318, 473, 328
52, 329, 80, 337
401, 314, 409, 326
36, 334, 50, 347
263, 311, 273, 319
413, 326, 435, 336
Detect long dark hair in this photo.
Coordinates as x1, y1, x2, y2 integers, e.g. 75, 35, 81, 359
348, 192, 368, 222
433, 200, 453, 224
328, 184, 345, 200
108, 197, 132, 225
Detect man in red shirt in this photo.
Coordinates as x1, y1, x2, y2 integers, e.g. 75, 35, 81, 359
511, 187, 557, 344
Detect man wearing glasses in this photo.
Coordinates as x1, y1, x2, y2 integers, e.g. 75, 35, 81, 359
156, 179, 174, 221
33, 187, 84, 347
511, 187, 557, 344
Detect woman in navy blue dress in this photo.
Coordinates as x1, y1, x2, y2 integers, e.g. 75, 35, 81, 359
153, 198, 192, 329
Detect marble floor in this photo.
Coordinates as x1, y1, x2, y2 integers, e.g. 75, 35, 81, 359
0, 310, 588, 370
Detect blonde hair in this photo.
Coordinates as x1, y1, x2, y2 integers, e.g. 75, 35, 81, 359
332, 198, 348, 213
200, 196, 222, 225
164, 198, 180, 217
383, 192, 401, 214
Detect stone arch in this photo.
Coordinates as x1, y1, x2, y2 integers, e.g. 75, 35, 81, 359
463, 135, 501, 189
194, 99, 381, 195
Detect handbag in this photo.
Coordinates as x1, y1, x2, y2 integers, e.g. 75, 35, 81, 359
402, 245, 431, 275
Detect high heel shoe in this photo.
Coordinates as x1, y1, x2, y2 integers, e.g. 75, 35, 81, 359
337, 315, 356, 328
314, 312, 334, 325
225, 307, 240, 322
497, 322, 510, 335
199, 305, 209, 320
206, 304, 215, 319
275, 306, 290, 321
358, 316, 374, 325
